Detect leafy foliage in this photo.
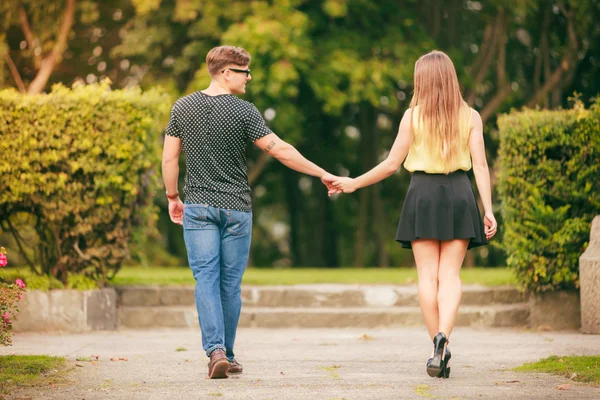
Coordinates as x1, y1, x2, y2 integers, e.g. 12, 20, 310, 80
0, 247, 26, 346
497, 100, 600, 292
2, 1, 600, 268
0, 82, 169, 284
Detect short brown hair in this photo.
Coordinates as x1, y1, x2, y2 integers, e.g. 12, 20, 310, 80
206, 46, 251, 76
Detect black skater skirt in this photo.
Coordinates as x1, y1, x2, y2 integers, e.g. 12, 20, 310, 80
395, 170, 488, 249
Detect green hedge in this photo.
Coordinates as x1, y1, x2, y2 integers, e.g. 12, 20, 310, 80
497, 100, 600, 292
0, 82, 169, 284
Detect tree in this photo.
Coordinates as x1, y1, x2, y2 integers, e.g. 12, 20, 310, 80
418, 0, 596, 123
2, 0, 599, 268
1, 0, 136, 94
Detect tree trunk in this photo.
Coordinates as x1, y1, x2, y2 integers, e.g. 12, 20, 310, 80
248, 151, 271, 187
446, 0, 459, 48
307, 184, 327, 267
370, 115, 389, 267
26, 0, 76, 94
465, 12, 502, 106
283, 168, 302, 266
354, 106, 374, 267
534, 7, 551, 95
527, 6, 578, 108
3, 53, 26, 92
372, 184, 389, 267
322, 189, 339, 267
432, 0, 441, 39
355, 186, 368, 267
480, 20, 510, 125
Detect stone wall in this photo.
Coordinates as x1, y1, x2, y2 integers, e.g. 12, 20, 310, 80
580, 215, 600, 334
12, 288, 117, 332
9, 272, 596, 332
528, 291, 580, 331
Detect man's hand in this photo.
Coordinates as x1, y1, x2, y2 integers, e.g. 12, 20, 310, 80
321, 172, 342, 196
168, 198, 184, 225
331, 177, 359, 194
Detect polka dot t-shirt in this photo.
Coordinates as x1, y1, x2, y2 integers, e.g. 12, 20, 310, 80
165, 92, 272, 211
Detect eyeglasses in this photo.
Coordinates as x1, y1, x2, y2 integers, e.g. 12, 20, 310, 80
222, 68, 251, 77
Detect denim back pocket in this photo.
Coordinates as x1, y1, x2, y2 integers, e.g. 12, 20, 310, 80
183, 204, 209, 229
226, 210, 252, 236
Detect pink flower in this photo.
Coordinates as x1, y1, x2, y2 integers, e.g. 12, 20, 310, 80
0, 253, 7, 267
15, 279, 26, 289
2, 312, 9, 325
18, 292, 23, 301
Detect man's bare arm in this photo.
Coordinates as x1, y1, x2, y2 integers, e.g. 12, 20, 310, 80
254, 133, 327, 178
162, 135, 183, 196
262, 140, 277, 153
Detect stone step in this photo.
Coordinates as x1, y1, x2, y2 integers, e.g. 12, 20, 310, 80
117, 303, 530, 329
116, 284, 527, 308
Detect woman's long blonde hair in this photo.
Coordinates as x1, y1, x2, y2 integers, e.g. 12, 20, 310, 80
409, 50, 466, 173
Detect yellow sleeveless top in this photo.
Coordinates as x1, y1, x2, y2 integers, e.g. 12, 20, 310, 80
403, 105, 473, 174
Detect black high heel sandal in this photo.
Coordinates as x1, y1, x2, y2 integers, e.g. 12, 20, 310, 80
425, 348, 451, 378
426, 332, 448, 377
441, 348, 451, 378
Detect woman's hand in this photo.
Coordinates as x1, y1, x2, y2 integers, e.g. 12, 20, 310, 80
484, 212, 497, 240
331, 177, 359, 194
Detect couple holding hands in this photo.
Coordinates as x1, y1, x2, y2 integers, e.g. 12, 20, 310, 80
162, 46, 497, 379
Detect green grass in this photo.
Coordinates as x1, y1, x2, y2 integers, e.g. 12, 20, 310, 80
109, 266, 516, 286
414, 384, 434, 397
3, 265, 517, 288
1, 267, 97, 290
319, 364, 342, 380
0, 355, 69, 395
319, 364, 342, 371
514, 355, 600, 386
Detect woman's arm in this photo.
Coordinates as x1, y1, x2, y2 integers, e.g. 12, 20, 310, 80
469, 109, 497, 239
331, 109, 414, 193
468, 110, 492, 213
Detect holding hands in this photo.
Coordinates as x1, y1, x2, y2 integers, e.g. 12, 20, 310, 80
321, 171, 498, 242
320, 172, 339, 192
329, 177, 358, 195
321, 174, 359, 196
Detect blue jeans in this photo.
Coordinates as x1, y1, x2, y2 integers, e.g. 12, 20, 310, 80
183, 204, 252, 360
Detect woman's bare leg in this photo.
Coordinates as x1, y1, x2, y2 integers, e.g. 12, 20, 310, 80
437, 239, 469, 339
412, 239, 441, 340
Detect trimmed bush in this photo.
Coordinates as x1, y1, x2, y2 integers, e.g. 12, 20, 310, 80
497, 100, 600, 292
0, 82, 169, 284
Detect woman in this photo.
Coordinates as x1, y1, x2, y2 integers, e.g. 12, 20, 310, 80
330, 50, 497, 378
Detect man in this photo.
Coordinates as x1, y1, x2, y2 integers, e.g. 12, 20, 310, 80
162, 46, 336, 379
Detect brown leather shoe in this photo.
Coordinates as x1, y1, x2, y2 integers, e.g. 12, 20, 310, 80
228, 359, 243, 375
207, 349, 229, 379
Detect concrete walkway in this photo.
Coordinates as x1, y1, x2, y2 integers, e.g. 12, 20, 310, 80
3, 327, 600, 399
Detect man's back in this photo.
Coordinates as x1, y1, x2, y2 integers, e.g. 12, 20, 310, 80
165, 92, 271, 211
161, 45, 335, 379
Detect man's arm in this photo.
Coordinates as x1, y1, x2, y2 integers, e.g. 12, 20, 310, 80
162, 135, 184, 225
162, 135, 182, 195
254, 133, 329, 178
